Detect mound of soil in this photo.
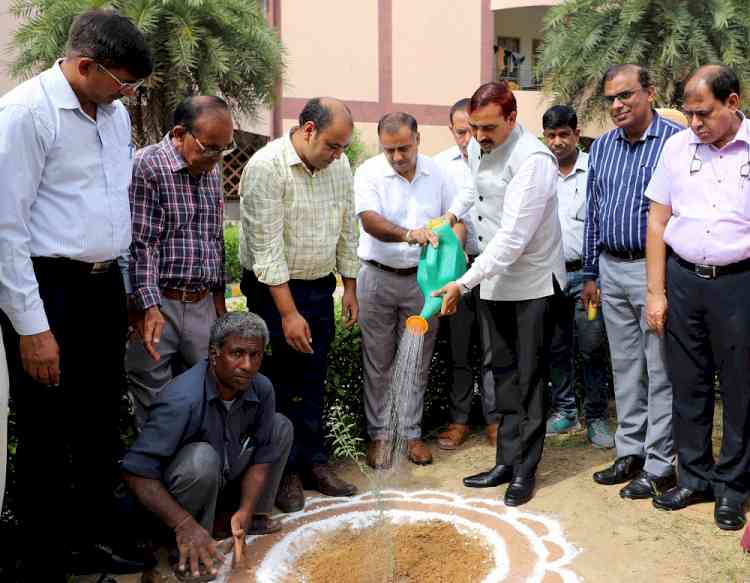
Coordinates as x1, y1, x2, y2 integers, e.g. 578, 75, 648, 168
291, 519, 493, 583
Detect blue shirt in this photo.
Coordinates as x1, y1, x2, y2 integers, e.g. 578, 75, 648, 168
122, 360, 281, 481
0, 62, 133, 335
582, 113, 682, 278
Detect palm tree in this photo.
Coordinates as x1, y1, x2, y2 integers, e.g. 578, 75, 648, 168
9, 0, 285, 145
536, 0, 750, 122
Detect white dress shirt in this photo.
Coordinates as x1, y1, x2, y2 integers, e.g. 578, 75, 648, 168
449, 124, 566, 301
557, 151, 589, 263
355, 153, 455, 268
0, 62, 133, 334
433, 145, 480, 256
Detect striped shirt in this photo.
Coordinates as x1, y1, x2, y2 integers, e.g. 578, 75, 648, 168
129, 135, 225, 310
582, 112, 682, 278
239, 132, 359, 286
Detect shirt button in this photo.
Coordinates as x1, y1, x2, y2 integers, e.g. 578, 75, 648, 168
718, 179, 723, 183
478, 216, 483, 221
478, 236, 483, 241
478, 196, 484, 201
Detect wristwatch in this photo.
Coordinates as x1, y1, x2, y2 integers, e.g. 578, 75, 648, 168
458, 282, 471, 295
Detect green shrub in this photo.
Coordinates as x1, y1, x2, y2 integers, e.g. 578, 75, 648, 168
224, 223, 242, 284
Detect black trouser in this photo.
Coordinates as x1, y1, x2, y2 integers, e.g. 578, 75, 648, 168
486, 291, 554, 477
666, 255, 750, 503
241, 270, 335, 473
0, 258, 127, 580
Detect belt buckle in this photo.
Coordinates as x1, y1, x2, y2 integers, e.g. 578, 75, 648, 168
180, 289, 191, 302
91, 261, 111, 274
694, 264, 716, 279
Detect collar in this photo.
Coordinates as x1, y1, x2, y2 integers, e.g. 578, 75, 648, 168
446, 145, 463, 162
160, 134, 189, 173
616, 111, 661, 143
383, 153, 431, 180
687, 112, 750, 147
559, 150, 588, 179
480, 124, 523, 161
44, 60, 116, 116
205, 361, 261, 407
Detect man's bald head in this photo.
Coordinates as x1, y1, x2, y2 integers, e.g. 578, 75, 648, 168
685, 64, 740, 103
299, 97, 353, 132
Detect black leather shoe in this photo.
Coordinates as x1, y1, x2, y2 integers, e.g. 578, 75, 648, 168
69, 543, 156, 575
593, 455, 644, 485
715, 497, 746, 531
620, 470, 676, 500
652, 486, 713, 511
463, 464, 513, 488
504, 475, 535, 507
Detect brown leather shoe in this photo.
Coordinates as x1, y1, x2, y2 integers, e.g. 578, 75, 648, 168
367, 439, 392, 469
437, 423, 470, 450
407, 438, 433, 465
303, 464, 358, 497
246, 514, 283, 535
486, 423, 498, 447
275, 472, 305, 513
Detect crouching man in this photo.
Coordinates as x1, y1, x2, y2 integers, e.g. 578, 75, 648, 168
121, 312, 292, 581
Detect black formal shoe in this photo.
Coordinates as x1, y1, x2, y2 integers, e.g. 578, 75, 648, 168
619, 470, 676, 500
652, 486, 714, 511
715, 497, 747, 531
69, 543, 156, 575
463, 464, 513, 488
593, 455, 644, 485
504, 475, 535, 507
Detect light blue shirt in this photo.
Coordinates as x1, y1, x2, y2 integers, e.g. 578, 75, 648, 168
0, 61, 133, 335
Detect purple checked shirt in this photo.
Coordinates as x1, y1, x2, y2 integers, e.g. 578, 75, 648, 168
129, 135, 225, 310
645, 116, 750, 266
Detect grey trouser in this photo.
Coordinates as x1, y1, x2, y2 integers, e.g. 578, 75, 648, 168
357, 262, 439, 439
599, 253, 674, 477
0, 332, 8, 514
127, 294, 217, 427
164, 413, 293, 531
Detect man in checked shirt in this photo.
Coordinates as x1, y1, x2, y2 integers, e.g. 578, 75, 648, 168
127, 96, 235, 427
239, 97, 360, 512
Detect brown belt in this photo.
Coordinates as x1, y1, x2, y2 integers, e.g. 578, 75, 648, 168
160, 287, 209, 303
365, 259, 418, 276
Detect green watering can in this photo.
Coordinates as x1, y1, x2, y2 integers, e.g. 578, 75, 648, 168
405, 218, 467, 335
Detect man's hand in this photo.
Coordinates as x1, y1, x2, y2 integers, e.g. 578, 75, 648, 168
444, 212, 458, 227
213, 292, 228, 317
282, 312, 313, 354
230, 508, 251, 539
141, 306, 165, 361
581, 281, 600, 308
406, 227, 439, 248
19, 330, 60, 386
432, 282, 462, 316
341, 288, 358, 328
646, 290, 668, 337
174, 516, 221, 579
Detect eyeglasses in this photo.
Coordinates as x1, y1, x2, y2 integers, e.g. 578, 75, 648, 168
603, 89, 640, 105
690, 143, 750, 178
97, 63, 146, 95
190, 132, 237, 158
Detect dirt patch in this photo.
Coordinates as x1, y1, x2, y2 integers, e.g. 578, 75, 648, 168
292, 520, 493, 583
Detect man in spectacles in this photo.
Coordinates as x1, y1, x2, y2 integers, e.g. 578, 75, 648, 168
646, 65, 750, 531
127, 95, 236, 428
581, 64, 682, 501
0, 9, 152, 581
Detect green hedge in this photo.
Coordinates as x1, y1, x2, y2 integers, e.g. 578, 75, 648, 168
224, 223, 242, 284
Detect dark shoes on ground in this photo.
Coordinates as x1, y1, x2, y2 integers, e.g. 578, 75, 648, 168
275, 472, 305, 513
619, 470, 676, 500
593, 454, 644, 485
652, 486, 714, 511
69, 543, 156, 575
438, 423, 470, 450
504, 475, 535, 507
303, 464, 358, 497
463, 464, 513, 488
715, 497, 747, 531
367, 439, 392, 469
246, 514, 283, 535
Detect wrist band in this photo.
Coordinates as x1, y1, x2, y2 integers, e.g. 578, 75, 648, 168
174, 514, 192, 531
405, 230, 412, 244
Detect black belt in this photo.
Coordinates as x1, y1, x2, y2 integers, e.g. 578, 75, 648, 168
674, 255, 750, 279
32, 256, 115, 275
605, 248, 645, 261
365, 259, 418, 276
565, 260, 582, 272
